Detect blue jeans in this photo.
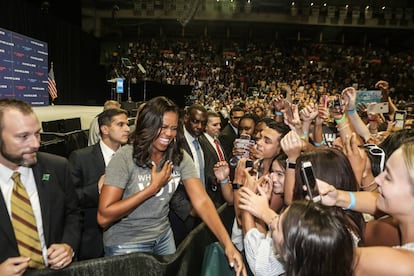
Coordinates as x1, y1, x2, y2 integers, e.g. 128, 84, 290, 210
104, 228, 176, 256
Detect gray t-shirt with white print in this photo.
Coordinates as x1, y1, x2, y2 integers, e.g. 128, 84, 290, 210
102, 144, 197, 247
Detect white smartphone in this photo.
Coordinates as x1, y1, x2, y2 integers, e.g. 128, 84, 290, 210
300, 161, 321, 202
367, 102, 389, 114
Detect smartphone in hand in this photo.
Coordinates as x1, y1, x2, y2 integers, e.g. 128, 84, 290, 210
300, 161, 321, 202
394, 110, 407, 129
235, 134, 255, 158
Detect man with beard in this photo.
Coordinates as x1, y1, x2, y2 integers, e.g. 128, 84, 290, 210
0, 99, 81, 275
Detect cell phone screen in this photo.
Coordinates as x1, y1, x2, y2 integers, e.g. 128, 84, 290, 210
394, 110, 407, 128
239, 134, 251, 140
300, 161, 321, 202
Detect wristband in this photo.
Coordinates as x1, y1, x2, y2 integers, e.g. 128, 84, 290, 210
232, 183, 243, 190
275, 111, 283, 116
313, 140, 326, 147
337, 123, 350, 132
218, 177, 229, 185
344, 192, 356, 210
347, 109, 356, 115
335, 113, 346, 124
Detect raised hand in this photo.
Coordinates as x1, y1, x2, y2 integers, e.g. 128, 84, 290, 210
238, 186, 271, 220
342, 86, 357, 111
300, 103, 319, 123
213, 161, 230, 182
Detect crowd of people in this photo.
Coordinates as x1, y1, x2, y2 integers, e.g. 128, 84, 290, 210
106, 38, 414, 108
1, 45, 414, 276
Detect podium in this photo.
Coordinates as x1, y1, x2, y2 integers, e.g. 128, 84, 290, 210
107, 78, 124, 101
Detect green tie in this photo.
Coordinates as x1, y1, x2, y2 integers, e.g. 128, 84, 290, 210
11, 172, 45, 269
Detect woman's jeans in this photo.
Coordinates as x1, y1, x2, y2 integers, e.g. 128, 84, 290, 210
104, 228, 176, 256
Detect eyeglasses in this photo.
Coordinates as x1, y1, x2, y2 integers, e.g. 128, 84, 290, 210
360, 144, 385, 173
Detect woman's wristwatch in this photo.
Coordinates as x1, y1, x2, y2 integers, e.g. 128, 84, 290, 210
286, 158, 296, 169
232, 183, 243, 190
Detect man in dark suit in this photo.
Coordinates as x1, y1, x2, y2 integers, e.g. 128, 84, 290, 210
169, 104, 208, 246
0, 99, 81, 273
68, 108, 130, 260
198, 111, 233, 207
218, 105, 245, 162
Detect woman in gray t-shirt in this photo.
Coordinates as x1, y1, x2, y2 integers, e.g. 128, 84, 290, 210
97, 96, 246, 275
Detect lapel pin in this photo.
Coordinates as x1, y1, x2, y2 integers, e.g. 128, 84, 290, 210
42, 174, 50, 181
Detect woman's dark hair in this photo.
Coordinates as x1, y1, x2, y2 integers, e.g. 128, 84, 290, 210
280, 200, 354, 276
237, 113, 259, 132
272, 152, 288, 172
294, 148, 365, 245
131, 96, 183, 168
379, 129, 414, 161
257, 116, 274, 127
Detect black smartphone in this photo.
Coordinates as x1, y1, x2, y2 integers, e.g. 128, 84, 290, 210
245, 160, 253, 168
300, 161, 321, 202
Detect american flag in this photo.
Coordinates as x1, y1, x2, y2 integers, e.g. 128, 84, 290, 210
48, 63, 58, 100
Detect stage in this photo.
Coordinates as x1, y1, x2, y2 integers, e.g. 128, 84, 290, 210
33, 105, 102, 131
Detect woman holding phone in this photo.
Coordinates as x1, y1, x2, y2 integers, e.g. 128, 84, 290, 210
317, 140, 414, 275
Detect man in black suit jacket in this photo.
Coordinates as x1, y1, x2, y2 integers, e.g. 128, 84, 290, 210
0, 99, 81, 273
218, 105, 245, 162
169, 104, 208, 246
69, 108, 130, 260
198, 111, 233, 207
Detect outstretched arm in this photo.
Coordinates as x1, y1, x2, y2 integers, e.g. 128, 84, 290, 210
185, 178, 247, 276
355, 246, 414, 276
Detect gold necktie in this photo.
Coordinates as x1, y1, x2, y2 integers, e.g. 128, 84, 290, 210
11, 172, 45, 269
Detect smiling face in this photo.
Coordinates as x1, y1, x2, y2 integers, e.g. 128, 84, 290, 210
375, 147, 414, 218
270, 159, 285, 194
0, 108, 41, 170
152, 111, 178, 153
256, 127, 282, 160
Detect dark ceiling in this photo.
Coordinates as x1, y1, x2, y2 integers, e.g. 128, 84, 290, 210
23, 0, 414, 41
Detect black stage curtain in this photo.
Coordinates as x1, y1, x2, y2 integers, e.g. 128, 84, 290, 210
0, 0, 105, 105
26, 204, 235, 276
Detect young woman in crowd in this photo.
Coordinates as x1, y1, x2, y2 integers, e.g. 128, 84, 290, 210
317, 140, 414, 275
237, 154, 287, 276
97, 96, 246, 275
239, 187, 354, 276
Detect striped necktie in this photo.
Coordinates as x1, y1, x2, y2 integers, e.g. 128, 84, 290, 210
214, 139, 225, 161
192, 139, 205, 186
11, 172, 45, 269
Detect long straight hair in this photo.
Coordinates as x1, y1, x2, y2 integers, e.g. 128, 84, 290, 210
281, 200, 354, 276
